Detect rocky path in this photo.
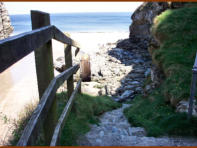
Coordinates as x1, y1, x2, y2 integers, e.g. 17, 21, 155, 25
80, 41, 153, 101
76, 40, 197, 146
55, 39, 197, 146
78, 104, 197, 146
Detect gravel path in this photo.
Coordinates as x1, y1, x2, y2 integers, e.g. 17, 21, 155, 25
78, 104, 197, 146
76, 40, 197, 146
55, 39, 197, 146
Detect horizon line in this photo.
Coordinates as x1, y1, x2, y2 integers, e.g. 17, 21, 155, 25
10, 11, 133, 15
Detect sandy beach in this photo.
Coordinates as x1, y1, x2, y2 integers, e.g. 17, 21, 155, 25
0, 32, 129, 145
52, 32, 129, 59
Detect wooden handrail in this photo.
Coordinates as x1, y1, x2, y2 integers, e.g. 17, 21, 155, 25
17, 64, 80, 146
0, 25, 80, 73
1, 10, 82, 146
50, 79, 82, 146
53, 26, 80, 48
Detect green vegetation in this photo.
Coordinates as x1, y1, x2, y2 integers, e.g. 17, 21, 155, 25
124, 5, 197, 137
10, 93, 120, 146
56, 92, 121, 146
124, 90, 197, 137
152, 5, 197, 105
10, 102, 38, 145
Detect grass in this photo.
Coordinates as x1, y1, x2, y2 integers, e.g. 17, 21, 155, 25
151, 5, 197, 106
56, 92, 121, 146
9, 101, 38, 145
124, 4, 197, 137
9, 92, 120, 146
124, 89, 197, 137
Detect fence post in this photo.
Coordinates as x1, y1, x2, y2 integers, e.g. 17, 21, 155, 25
31, 10, 57, 144
64, 44, 74, 98
188, 68, 197, 119
80, 54, 91, 82
78, 82, 82, 94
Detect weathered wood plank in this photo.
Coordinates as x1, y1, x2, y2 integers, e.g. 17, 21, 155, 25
31, 10, 50, 28
31, 10, 54, 100
0, 25, 80, 73
75, 47, 80, 56
50, 79, 82, 146
65, 45, 74, 98
53, 26, 80, 48
31, 10, 56, 144
0, 25, 53, 73
17, 64, 79, 146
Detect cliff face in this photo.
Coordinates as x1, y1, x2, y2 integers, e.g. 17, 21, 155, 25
129, 2, 169, 40
129, 2, 188, 40
0, 2, 13, 40
117, 2, 188, 51
117, 2, 169, 51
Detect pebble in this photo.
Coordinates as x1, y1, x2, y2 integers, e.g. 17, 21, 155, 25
130, 81, 140, 85
58, 39, 151, 99
99, 131, 104, 137
76, 40, 197, 146
78, 103, 197, 146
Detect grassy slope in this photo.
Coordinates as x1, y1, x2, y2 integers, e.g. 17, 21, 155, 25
152, 5, 197, 105
124, 5, 197, 137
10, 92, 120, 146
56, 92, 121, 146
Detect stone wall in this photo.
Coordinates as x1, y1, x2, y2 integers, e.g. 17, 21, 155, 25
0, 2, 13, 40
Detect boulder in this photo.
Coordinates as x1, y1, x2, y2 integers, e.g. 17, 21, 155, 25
129, 2, 169, 40
54, 57, 66, 72
116, 39, 133, 50
176, 100, 197, 117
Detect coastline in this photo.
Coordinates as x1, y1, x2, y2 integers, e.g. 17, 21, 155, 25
0, 31, 129, 145
52, 32, 129, 59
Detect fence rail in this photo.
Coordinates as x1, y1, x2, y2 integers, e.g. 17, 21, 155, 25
0, 10, 82, 146
0, 25, 80, 73
50, 79, 81, 146
17, 64, 80, 146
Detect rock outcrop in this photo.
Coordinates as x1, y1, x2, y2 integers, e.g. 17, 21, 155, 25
54, 40, 152, 102
117, 2, 169, 51
117, 2, 188, 51
0, 2, 13, 40
129, 2, 169, 40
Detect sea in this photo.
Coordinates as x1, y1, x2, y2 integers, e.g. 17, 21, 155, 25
10, 12, 132, 35
0, 12, 133, 121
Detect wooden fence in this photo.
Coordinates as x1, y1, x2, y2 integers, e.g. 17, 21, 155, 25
0, 10, 81, 146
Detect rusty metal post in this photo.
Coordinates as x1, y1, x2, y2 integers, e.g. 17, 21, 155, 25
80, 54, 91, 82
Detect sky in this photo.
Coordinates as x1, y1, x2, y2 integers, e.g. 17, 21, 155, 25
4, 2, 143, 15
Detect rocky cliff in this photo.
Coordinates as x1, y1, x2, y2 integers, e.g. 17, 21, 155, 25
129, 2, 169, 40
117, 2, 169, 51
117, 2, 188, 51
129, 2, 188, 40
0, 2, 13, 40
